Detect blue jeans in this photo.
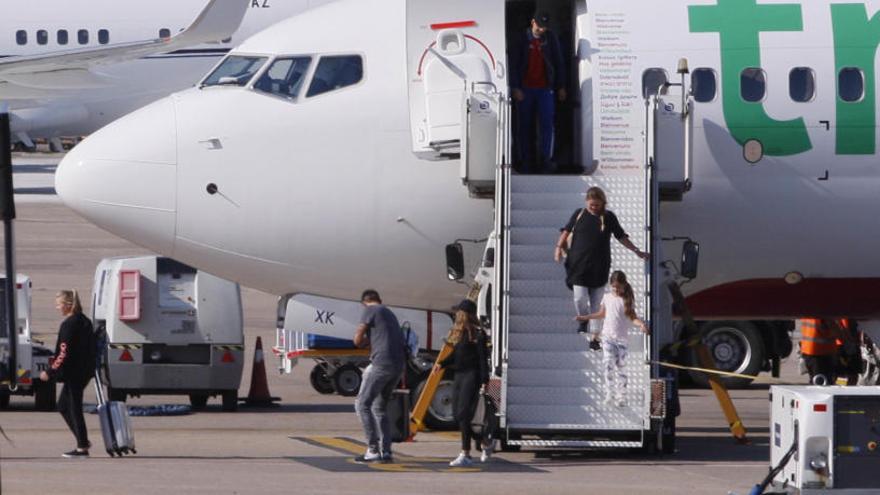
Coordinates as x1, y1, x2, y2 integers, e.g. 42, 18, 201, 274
517, 87, 556, 172
573, 284, 605, 334
355, 364, 402, 455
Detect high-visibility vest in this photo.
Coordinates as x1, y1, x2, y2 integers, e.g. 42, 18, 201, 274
801, 319, 837, 356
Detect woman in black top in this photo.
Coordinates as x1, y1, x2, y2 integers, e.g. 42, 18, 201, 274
554, 187, 648, 333
437, 299, 489, 467
39, 290, 95, 458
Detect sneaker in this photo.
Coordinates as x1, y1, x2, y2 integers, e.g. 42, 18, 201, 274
62, 449, 89, 458
353, 449, 381, 463
480, 446, 492, 463
449, 453, 473, 467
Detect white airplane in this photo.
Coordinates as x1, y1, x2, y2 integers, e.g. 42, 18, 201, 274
53, 0, 880, 322
1, 0, 333, 150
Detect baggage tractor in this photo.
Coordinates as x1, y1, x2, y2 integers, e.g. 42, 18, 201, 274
388, 388, 410, 443
94, 369, 136, 457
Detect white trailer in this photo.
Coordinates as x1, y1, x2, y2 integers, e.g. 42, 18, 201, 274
768, 385, 880, 493
0, 274, 56, 410
92, 256, 244, 411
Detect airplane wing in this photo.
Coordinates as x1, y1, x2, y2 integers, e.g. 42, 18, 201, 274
0, 0, 248, 79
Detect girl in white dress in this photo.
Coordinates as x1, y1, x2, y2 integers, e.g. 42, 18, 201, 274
575, 271, 649, 406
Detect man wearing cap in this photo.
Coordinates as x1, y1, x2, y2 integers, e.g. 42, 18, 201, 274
352, 289, 405, 464
510, 10, 567, 174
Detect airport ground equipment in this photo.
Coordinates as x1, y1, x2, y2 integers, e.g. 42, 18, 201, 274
667, 281, 748, 442
94, 366, 135, 457
0, 274, 56, 410
92, 256, 243, 411
762, 385, 880, 494
273, 293, 453, 424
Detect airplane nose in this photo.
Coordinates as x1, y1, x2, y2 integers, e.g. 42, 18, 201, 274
56, 98, 178, 255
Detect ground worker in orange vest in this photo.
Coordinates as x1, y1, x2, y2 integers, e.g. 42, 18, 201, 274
800, 318, 839, 385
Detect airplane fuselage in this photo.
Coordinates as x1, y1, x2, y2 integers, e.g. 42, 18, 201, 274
56, 0, 880, 318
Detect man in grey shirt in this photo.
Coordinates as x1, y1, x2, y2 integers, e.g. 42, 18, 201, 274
353, 289, 405, 463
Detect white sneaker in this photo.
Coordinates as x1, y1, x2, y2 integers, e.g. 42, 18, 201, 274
480, 446, 492, 463
354, 449, 381, 463
449, 453, 473, 467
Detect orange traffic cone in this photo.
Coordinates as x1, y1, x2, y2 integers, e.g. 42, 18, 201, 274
241, 336, 280, 407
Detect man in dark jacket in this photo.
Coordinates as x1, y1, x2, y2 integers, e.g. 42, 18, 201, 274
510, 11, 567, 173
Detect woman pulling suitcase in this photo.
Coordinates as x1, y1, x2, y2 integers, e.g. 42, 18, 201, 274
39, 290, 95, 458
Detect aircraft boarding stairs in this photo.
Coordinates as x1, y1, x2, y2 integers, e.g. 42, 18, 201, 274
499, 174, 653, 448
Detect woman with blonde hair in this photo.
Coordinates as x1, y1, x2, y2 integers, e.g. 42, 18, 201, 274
39, 290, 96, 458
555, 186, 648, 334
436, 299, 490, 466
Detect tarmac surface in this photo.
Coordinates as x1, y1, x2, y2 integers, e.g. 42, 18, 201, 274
0, 153, 803, 494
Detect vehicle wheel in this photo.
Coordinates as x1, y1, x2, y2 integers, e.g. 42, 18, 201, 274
34, 381, 56, 411
415, 376, 457, 430
309, 363, 336, 394
221, 390, 238, 412
687, 321, 764, 389
332, 365, 362, 397
108, 387, 127, 403
0, 390, 10, 409
189, 394, 209, 410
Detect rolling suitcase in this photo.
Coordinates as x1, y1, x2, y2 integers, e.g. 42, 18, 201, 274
94, 369, 136, 457
388, 388, 411, 443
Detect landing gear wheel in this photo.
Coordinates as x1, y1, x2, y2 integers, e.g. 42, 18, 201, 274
415, 376, 456, 430
309, 363, 335, 394
189, 394, 209, 410
688, 321, 764, 389
221, 390, 238, 412
108, 387, 127, 403
34, 380, 56, 411
332, 365, 362, 397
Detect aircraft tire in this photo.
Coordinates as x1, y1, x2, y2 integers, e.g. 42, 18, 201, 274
221, 390, 238, 412
415, 376, 456, 430
688, 321, 764, 389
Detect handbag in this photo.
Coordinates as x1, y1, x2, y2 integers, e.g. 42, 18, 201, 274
564, 208, 586, 253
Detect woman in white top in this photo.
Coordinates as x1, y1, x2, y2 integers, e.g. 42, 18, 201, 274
575, 271, 649, 407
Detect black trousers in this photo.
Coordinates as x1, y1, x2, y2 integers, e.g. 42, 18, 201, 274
453, 370, 481, 451
58, 382, 89, 449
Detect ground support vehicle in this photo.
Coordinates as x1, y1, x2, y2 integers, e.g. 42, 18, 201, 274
92, 256, 243, 411
0, 274, 56, 410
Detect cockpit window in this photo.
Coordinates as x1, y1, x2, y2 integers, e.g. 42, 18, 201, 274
253, 57, 312, 100
202, 55, 268, 87
306, 55, 363, 97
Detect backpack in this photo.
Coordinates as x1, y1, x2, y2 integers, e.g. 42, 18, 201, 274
400, 321, 419, 359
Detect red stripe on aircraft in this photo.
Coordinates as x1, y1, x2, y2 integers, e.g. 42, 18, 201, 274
430, 21, 477, 30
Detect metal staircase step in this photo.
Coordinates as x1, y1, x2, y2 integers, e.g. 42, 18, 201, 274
507, 296, 575, 316
507, 349, 603, 369
508, 314, 580, 333
510, 175, 594, 194
509, 279, 571, 298
506, 368, 599, 388
510, 209, 572, 228
508, 245, 557, 263
507, 332, 593, 351
507, 226, 562, 245
508, 261, 566, 281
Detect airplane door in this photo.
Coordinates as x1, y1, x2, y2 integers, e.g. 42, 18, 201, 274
406, 0, 507, 160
